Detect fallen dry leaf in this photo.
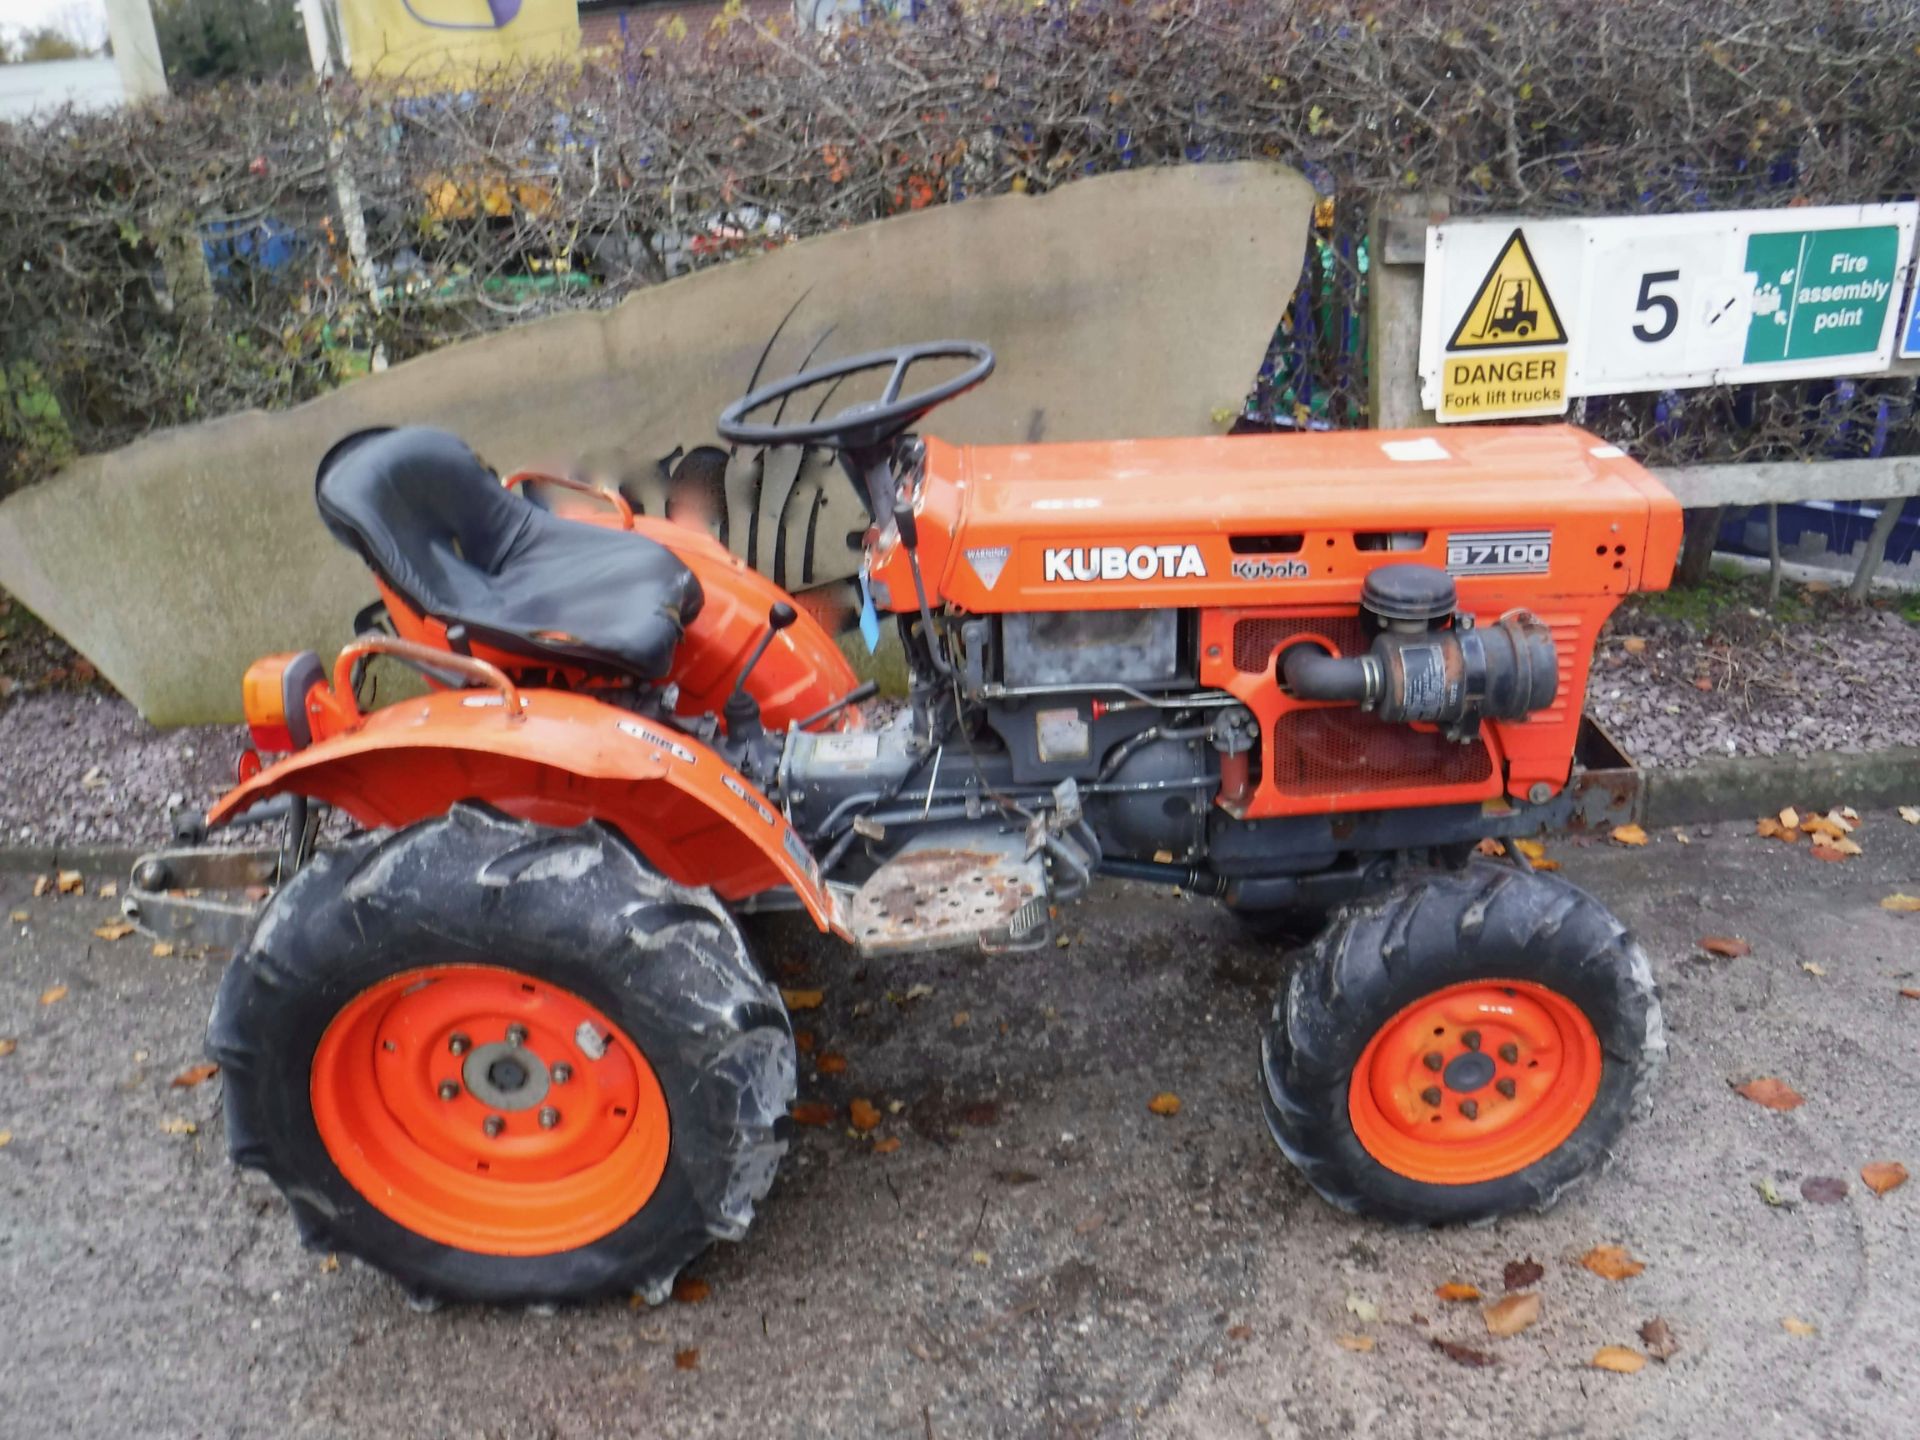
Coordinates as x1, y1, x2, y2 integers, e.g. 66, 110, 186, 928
848, 1098, 882, 1132
1610, 823, 1649, 847
96, 881, 117, 899
1226, 1324, 1253, 1342
1902, 989, 1920, 1001
1698, 935, 1751, 958
1579, 1245, 1646, 1281
1432, 1337, 1496, 1368
672, 1276, 711, 1304
1344, 1294, 1380, 1324
1880, 894, 1920, 913
815, 1053, 847, 1076
1801, 1176, 1849, 1205
1802, 962, 1827, 977
1674, 829, 1691, 844
8, 910, 27, 924
151, 942, 175, 959
169, 1062, 219, 1089
31, 876, 51, 898
1813, 834, 1862, 858
1899, 806, 1920, 825
793, 1030, 815, 1053
1475, 837, 1506, 857
1435, 1282, 1482, 1302
1781, 1317, 1817, 1338
1779, 807, 1800, 829
56, 870, 83, 894
92, 921, 136, 942
1639, 1316, 1679, 1362
1755, 1176, 1789, 1207
319, 1253, 340, 1274
39, 984, 68, 1006
1503, 1256, 1544, 1291
1861, 1161, 1908, 1196
1482, 1292, 1541, 1338
0, 1131, 11, 1149
159, 1117, 197, 1136
1335, 1332, 1375, 1353
1734, 1076, 1805, 1112
0, 1039, 15, 1059
1511, 837, 1559, 870
789, 1100, 835, 1127
872, 1135, 901, 1155
1591, 1345, 1646, 1374
674, 1347, 700, 1370
1147, 1091, 1182, 1117
951, 1010, 971, 1028
1621, 636, 1648, 654
780, 988, 825, 1011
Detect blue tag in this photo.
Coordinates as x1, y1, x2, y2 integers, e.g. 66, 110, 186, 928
857, 570, 881, 654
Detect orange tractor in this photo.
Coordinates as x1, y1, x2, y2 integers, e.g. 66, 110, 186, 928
129, 343, 1681, 1306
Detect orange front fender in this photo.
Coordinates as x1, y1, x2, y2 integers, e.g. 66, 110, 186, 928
209, 690, 846, 936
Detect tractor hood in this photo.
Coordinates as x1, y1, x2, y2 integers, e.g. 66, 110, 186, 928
879, 425, 1680, 615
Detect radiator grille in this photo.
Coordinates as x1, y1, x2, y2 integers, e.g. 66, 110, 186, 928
1271, 707, 1493, 798
1233, 615, 1368, 673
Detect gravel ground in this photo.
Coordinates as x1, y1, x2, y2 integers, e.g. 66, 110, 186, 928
0, 692, 243, 850
1591, 591, 1920, 768
3, 825, 1918, 1439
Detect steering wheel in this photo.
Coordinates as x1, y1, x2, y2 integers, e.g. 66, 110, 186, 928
715, 341, 995, 453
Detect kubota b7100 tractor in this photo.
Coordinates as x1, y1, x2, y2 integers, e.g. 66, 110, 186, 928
128, 342, 1681, 1307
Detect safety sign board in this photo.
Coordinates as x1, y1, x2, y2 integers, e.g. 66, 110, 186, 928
1419, 204, 1918, 422
1902, 277, 1920, 361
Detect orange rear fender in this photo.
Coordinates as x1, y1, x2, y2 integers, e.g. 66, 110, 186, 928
209, 689, 846, 936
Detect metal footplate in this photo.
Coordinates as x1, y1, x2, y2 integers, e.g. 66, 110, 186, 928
846, 826, 1051, 956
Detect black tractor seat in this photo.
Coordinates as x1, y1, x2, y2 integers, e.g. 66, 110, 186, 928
315, 427, 703, 681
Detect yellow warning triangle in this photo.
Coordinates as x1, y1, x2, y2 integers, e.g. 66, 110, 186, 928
1446, 228, 1567, 351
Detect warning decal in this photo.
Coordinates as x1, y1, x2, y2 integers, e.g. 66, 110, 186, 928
1445, 229, 1567, 352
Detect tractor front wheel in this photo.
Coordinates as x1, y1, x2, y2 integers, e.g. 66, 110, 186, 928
207, 804, 794, 1306
1261, 862, 1663, 1224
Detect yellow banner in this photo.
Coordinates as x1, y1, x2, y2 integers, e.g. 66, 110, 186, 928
339, 0, 580, 82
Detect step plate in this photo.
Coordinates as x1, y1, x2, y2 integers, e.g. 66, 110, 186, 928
847, 828, 1049, 956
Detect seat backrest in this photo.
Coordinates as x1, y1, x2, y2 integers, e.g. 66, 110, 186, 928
315, 427, 532, 611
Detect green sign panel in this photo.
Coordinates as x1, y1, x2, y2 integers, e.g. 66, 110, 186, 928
1742, 225, 1901, 364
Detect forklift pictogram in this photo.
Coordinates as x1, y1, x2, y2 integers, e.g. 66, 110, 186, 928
1478, 279, 1539, 340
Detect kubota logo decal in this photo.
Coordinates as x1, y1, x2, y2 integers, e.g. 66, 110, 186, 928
1042, 544, 1207, 583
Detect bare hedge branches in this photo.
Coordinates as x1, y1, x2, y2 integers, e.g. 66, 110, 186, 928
2, 0, 1917, 493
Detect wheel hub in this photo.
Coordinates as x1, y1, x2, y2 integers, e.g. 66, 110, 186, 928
463, 1040, 549, 1112
1442, 1051, 1496, 1093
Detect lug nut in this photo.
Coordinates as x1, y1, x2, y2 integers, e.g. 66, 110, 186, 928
1498, 1042, 1519, 1064
1458, 1099, 1479, 1120
1495, 1078, 1517, 1099
1422, 1051, 1444, 1072
1460, 1030, 1481, 1052
551, 1062, 572, 1084
438, 1080, 459, 1101
448, 1032, 470, 1056
1420, 1086, 1443, 1107
483, 1115, 504, 1138
505, 1023, 528, 1046
539, 1106, 560, 1130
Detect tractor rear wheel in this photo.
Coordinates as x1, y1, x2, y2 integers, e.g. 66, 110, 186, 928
207, 804, 794, 1306
1260, 862, 1663, 1224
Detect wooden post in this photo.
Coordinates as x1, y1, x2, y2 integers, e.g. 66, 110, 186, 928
1367, 192, 1449, 430
1847, 497, 1911, 602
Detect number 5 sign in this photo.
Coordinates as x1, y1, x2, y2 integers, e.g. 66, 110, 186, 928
1418, 204, 1919, 422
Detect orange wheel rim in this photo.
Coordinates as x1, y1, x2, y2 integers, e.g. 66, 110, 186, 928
1347, 979, 1601, 1185
311, 965, 670, 1256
